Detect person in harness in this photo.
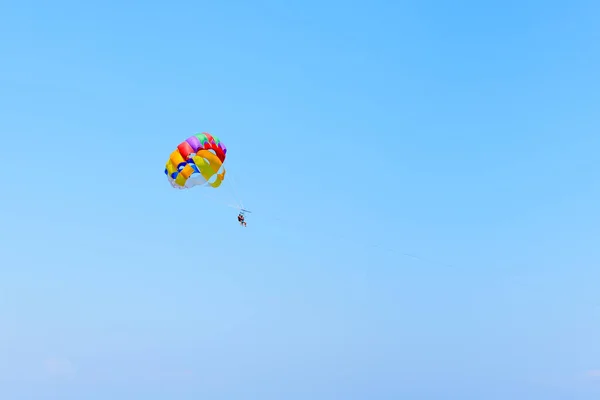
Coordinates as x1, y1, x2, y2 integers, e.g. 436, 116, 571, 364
237, 213, 247, 227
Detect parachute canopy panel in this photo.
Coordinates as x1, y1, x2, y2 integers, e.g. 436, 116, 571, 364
164, 132, 227, 189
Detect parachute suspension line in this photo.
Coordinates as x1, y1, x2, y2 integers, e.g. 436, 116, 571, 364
225, 168, 245, 211
193, 185, 236, 210
224, 170, 252, 216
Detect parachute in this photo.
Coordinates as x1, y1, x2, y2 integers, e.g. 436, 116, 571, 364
164, 132, 227, 189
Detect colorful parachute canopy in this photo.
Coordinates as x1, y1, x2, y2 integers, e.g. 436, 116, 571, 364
164, 132, 227, 189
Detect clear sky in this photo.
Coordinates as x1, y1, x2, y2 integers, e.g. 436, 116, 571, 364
1, 0, 600, 398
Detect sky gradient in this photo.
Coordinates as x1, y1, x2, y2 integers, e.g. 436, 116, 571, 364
1, 0, 600, 398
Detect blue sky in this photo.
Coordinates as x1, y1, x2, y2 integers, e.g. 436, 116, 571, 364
1, 0, 600, 398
